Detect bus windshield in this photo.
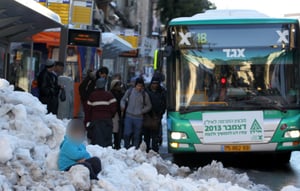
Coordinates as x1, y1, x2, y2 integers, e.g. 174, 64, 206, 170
173, 24, 300, 110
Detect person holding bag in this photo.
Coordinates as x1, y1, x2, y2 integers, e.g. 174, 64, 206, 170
144, 77, 166, 153
37, 59, 60, 114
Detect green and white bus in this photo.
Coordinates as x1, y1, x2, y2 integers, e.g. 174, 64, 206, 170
165, 10, 300, 162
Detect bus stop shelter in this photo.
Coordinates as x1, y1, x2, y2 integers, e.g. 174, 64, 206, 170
0, 0, 62, 78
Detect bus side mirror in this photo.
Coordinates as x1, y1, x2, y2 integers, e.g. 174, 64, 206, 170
153, 46, 172, 70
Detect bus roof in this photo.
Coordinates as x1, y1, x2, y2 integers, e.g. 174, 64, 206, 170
169, 10, 299, 26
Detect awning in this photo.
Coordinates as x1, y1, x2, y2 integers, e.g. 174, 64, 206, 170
101, 32, 133, 58
32, 31, 134, 58
0, 0, 62, 44
32, 30, 61, 47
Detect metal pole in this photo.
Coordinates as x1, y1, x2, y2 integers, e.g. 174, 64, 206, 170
3, 43, 10, 80
30, 41, 33, 65
29, 41, 34, 91
59, 26, 68, 64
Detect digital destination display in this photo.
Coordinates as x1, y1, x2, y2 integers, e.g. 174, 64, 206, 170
68, 29, 101, 47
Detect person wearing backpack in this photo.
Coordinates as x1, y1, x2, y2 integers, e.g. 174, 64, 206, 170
144, 77, 166, 153
120, 78, 152, 149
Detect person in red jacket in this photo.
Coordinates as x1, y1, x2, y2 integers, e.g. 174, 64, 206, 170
87, 78, 117, 147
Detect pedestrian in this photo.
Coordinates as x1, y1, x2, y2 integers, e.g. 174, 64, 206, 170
87, 78, 117, 147
37, 59, 60, 114
144, 77, 166, 152
58, 119, 101, 180
8, 56, 21, 89
96, 67, 111, 91
110, 79, 124, 149
152, 71, 166, 145
120, 78, 152, 149
112, 73, 127, 93
79, 70, 97, 126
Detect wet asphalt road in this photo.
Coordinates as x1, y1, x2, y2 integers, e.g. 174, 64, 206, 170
160, 145, 300, 190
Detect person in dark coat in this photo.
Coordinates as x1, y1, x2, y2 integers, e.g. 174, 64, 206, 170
37, 59, 60, 114
79, 70, 97, 126
87, 78, 117, 147
9, 56, 21, 88
144, 77, 166, 152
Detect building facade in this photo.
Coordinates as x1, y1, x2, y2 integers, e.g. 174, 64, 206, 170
96, 0, 161, 83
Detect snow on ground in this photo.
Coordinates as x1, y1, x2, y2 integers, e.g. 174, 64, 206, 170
0, 78, 299, 191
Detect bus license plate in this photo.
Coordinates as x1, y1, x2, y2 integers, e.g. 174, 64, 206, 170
223, 145, 251, 152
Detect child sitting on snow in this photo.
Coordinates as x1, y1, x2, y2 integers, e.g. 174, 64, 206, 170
58, 119, 101, 180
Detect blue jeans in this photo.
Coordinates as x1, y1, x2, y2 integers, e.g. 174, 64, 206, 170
124, 116, 143, 149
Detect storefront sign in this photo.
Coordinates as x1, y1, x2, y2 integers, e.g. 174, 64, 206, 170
71, 0, 93, 25
140, 37, 158, 57
36, 0, 70, 24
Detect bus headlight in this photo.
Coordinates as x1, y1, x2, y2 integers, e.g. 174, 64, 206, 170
284, 130, 300, 138
171, 132, 187, 140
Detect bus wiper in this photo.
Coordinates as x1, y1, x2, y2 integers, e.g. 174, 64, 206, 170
180, 105, 228, 114
180, 107, 199, 114
244, 96, 287, 113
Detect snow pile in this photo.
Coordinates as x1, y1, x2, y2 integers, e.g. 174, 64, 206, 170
0, 78, 298, 191
281, 186, 300, 191
68, 165, 91, 190
87, 145, 269, 191
0, 79, 69, 190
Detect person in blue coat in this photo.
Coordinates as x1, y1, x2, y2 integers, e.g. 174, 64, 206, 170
58, 119, 101, 180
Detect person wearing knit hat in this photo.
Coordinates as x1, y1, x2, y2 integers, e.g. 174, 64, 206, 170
150, 76, 161, 84
87, 78, 117, 147
45, 59, 55, 68
110, 79, 124, 149
37, 59, 60, 114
